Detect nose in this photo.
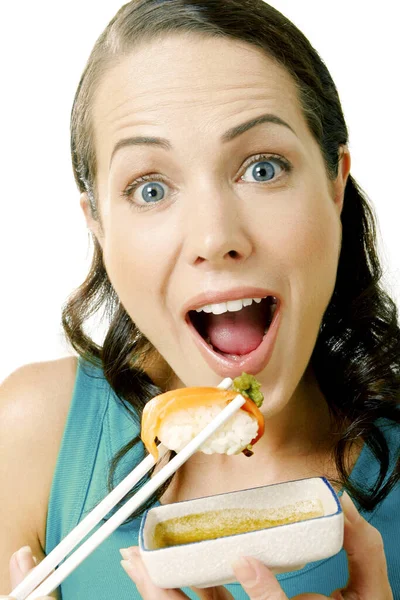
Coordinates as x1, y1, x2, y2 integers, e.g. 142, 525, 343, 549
182, 182, 253, 269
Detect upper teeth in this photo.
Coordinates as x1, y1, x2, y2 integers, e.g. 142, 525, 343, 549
196, 297, 265, 315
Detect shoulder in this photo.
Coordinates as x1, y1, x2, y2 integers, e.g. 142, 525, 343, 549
0, 355, 78, 453
1, 355, 78, 400
0, 356, 78, 471
0, 357, 78, 554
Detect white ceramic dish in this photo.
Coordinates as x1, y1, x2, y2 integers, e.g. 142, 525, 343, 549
139, 476, 343, 589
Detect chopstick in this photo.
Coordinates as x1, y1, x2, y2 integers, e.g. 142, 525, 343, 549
26, 390, 244, 599
11, 377, 235, 600
10, 448, 168, 600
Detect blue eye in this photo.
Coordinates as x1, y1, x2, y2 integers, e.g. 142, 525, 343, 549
140, 182, 166, 203
241, 157, 286, 183
252, 161, 275, 181
121, 154, 291, 211
121, 177, 169, 208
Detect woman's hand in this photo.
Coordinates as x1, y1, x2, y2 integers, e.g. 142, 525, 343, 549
0, 546, 53, 600
120, 491, 393, 599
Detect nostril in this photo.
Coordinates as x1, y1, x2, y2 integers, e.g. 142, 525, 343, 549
193, 249, 243, 266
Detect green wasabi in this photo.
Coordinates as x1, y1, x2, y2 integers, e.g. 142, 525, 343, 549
232, 373, 264, 407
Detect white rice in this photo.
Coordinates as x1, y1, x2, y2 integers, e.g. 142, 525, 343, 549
157, 404, 258, 455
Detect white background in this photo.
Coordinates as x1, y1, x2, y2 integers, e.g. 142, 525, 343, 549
0, 1, 398, 383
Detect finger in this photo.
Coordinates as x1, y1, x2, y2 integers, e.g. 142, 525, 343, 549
120, 546, 188, 599
8, 546, 54, 600
9, 546, 37, 589
233, 556, 289, 600
192, 584, 234, 599
339, 491, 392, 599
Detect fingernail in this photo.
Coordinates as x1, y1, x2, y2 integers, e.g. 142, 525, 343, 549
232, 557, 258, 587
15, 546, 34, 572
341, 491, 359, 524
121, 559, 142, 585
119, 547, 139, 560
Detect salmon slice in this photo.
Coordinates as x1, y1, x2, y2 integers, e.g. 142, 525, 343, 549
141, 387, 264, 460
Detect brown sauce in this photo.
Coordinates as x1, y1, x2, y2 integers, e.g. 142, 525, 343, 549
153, 499, 324, 548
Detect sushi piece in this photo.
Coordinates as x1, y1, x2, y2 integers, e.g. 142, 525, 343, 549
141, 373, 264, 460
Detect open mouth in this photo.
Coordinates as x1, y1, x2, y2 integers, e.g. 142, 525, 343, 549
187, 296, 278, 359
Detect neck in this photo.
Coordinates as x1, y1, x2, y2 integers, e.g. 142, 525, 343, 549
258, 364, 334, 457
188, 364, 334, 468
146, 354, 335, 463
162, 366, 344, 509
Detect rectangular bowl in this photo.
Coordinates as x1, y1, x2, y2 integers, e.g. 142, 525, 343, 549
139, 476, 343, 589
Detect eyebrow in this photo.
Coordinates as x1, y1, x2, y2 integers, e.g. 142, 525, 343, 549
109, 113, 297, 167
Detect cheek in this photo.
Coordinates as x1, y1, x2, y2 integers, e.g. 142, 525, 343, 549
256, 191, 341, 301
287, 206, 339, 272
101, 216, 168, 311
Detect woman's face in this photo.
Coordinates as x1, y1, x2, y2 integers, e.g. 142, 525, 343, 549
84, 34, 350, 408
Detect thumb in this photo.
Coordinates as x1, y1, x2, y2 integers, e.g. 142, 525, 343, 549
336, 491, 392, 599
9, 546, 37, 590
233, 556, 288, 600
9, 546, 54, 600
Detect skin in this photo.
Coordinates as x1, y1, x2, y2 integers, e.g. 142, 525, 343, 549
88, 35, 345, 415
7, 33, 392, 600
3, 547, 53, 599
73, 32, 390, 596
83, 33, 353, 491
4, 494, 393, 599
116, 492, 393, 600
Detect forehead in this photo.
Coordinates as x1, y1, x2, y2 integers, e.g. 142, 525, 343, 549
92, 34, 308, 172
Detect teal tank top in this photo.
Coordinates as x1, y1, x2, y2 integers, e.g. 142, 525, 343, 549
45, 358, 400, 599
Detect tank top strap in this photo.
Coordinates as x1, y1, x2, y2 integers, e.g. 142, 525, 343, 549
45, 358, 109, 553
45, 357, 143, 555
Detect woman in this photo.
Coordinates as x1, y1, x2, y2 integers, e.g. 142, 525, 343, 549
0, 1, 399, 598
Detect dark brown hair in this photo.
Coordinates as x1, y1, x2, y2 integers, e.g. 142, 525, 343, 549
63, 0, 400, 521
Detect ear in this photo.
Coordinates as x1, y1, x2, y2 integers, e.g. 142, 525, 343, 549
80, 192, 104, 248
332, 145, 351, 215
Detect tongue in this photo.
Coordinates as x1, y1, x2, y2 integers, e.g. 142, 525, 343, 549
205, 302, 266, 355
